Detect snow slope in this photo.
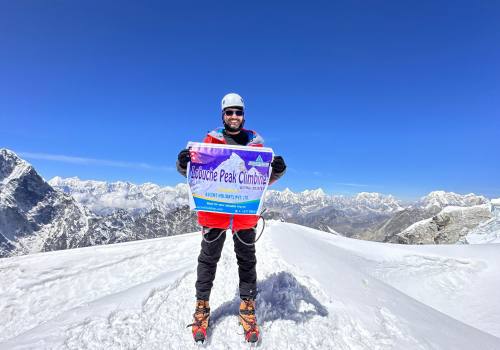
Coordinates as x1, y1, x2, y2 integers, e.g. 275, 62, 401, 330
1, 222, 499, 349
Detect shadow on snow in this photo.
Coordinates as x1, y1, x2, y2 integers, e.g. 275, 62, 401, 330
210, 271, 328, 332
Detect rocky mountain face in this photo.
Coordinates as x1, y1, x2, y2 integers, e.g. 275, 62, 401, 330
0, 149, 89, 257
1, 148, 495, 257
355, 192, 490, 242
263, 189, 491, 242
355, 207, 437, 242
76, 206, 199, 247
388, 205, 492, 244
262, 189, 404, 237
0, 149, 199, 258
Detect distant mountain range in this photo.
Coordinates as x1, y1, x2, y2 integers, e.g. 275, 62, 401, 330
0, 149, 198, 257
1, 148, 497, 258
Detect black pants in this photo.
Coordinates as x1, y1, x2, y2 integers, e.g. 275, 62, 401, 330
195, 227, 257, 301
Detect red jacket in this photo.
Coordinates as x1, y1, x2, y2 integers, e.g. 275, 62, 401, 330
197, 127, 265, 231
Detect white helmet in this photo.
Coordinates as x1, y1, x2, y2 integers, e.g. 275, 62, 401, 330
221, 93, 245, 111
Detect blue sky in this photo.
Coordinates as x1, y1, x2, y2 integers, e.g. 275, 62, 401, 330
1, 1, 499, 200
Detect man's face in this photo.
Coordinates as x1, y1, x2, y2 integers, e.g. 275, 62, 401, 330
223, 108, 244, 131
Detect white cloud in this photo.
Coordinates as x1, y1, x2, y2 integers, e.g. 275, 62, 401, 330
19, 152, 174, 172
98, 193, 150, 210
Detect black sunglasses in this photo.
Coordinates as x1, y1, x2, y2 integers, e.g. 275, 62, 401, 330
224, 109, 244, 117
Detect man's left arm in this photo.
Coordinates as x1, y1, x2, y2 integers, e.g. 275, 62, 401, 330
269, 156, 286, 185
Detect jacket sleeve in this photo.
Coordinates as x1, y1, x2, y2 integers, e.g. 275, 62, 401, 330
269, 167, 286, 185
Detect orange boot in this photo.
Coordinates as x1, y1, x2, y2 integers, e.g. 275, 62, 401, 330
239, 299, 260, 343
187, 299, 210, 343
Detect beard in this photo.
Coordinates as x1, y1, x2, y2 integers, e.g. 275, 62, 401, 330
223, 118, 245, 132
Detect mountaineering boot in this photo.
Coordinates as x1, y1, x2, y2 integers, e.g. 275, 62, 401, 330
187, 299, 210, 343
239, 299, 260, 343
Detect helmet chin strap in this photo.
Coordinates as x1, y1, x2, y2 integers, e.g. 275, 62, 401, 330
222, 117, 245, 132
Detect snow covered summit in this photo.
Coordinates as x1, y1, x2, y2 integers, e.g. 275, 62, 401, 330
419, 191, 489, 211
1, 221, 499, 349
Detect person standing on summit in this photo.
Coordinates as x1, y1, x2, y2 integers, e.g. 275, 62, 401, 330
176, 93, 286, 344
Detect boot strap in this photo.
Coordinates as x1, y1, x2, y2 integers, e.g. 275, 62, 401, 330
195, 307, 210, 314
239, 309, 255, 315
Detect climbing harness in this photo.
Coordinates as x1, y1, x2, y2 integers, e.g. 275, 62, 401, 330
201, 209, 267, 246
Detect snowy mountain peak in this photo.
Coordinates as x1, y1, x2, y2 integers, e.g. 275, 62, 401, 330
0, 148, 33, 186
0, 150, 90, 257
0, 148, 23, 161
420, 191, 488, 210
49, 176, 139, 192
301, 188, 327, 199
48, 176, 190, 216
47, 175, 65, 186
346, 192, 403, 212
355, 192, 384, 201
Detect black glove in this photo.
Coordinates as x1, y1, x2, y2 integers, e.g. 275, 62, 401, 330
177, 149, 191, 168
271, 156, 286, 173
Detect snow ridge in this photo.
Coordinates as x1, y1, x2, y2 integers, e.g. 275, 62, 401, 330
0, 222, 499, 349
